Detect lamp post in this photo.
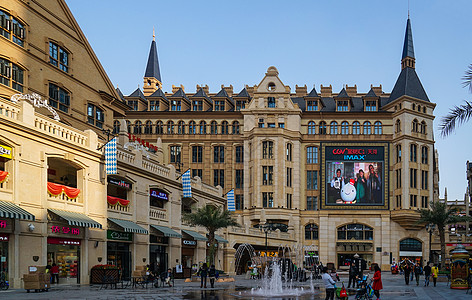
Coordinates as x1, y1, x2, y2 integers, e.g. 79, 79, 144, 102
426, 224, 436, 263
263, 224, 271, 256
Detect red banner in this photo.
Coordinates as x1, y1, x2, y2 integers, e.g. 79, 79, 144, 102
107, 195, 130, 207
0, 171, 9, 183
47, 182, 80, 199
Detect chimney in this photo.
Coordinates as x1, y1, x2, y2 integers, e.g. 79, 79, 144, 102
320, 84, 332, 97
295, 85, 307, 97
346, 84, 357, 96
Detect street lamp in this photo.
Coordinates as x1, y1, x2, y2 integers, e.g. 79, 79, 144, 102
263, 224, 271, 256
426, 224, 436, 263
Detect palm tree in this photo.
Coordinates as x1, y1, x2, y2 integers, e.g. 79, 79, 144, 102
439, 64, 472, 137
182, 204, 239, 265
418, 201, 471, 268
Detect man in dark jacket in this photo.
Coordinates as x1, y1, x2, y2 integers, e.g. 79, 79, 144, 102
197, 263, 208, 288
348, 262, 358, 288
403, 263, 411, 285
208, 264, 217, 288
424, 263, 432, 286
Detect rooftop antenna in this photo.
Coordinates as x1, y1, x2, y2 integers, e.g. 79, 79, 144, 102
408, 0, 410, 18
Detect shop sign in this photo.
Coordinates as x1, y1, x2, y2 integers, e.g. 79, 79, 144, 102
47, 237, 81, 245
107, 177, 132, 190
150, 189, 168, 201
0, 145, 12, 159
260, 251, 278, 257
51, 226, 80, 235
0, 220, 6, 228
0, 233, 9, 241
107, 230, 132, 241
447, 243, 472, 247
10, 93, 60, 121
182, 240, 197, 246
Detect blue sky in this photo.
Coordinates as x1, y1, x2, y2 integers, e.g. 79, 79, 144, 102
67, 0, 472, 201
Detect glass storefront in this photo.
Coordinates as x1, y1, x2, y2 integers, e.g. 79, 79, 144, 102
47, 237, 81, 284
107, 242, 131, 280
150, 244, 167, 275
0, 235, 9, 280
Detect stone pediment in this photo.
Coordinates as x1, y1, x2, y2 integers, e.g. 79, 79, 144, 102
254, 66, 290, 94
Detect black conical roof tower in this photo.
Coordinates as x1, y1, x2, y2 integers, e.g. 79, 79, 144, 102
389, 18, 429, 102
144, 38, 162, 83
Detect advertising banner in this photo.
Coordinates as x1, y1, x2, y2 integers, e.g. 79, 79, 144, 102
321, 143, 389, 210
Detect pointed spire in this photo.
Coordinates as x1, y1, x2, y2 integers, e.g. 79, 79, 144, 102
144, 39, 161, 82
401, 18, 415, 69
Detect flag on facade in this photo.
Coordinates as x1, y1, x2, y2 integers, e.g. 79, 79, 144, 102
105, 137, 117, 175
227, 189, 235, 211
182, 169, 192, 198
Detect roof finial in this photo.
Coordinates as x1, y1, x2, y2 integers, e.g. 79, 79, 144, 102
408, 0, 410, 19
153, 27, 155, 41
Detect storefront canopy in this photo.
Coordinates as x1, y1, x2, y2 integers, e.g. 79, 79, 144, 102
48, 209, 102, 229
150, 224, 182, 238
182, 229, 207, 241
108, 218, 148, 234
214, 234, 229, 244
0, 200, 35, 221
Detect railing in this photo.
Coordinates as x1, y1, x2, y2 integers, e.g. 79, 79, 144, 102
150, 207, 167, 220
0, 99, 20, 120
229, 227, 293, 241
34, 115, 87, 146
117, 149, 135, 164
47, 192, 81, 203
107, 203, 130, 212
142, 160, 170, 177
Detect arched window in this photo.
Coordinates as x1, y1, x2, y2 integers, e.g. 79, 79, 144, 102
395, 119, 401, 133
412, 119, 419, 133
232, 121, 240, 134
211, 121, 218, 134
286, 143, 292, 161
177, 121, 185, 134
330, 121, 338, 135
400, 238, 422, 252
341, 121, 349, 135
156, 121, 163, 134
363, 121, 371, 135
113, 120, 120, 134
189, 121, 196, 134
134, 121, 142, 134
308, 121, 316, 135
319, 121, 327, 135
352, 121, 360, 135
167, 121, 174, 134
199, 121, 207, 134
144, 121, 153, 134
374, 121, 382, 134
126, 120, 131, 133
420, 121, 427, 134
221, 121, 229, 134
337, 224, 373, 240
305, 224, 319, 240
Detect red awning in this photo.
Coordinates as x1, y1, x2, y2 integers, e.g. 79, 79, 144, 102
47, 182, 80, 199
107, 195, 130, 207
0, 171, 8, 183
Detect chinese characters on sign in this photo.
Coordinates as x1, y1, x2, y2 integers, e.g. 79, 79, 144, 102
0, 220, 6, 228
51, 226, 80, 235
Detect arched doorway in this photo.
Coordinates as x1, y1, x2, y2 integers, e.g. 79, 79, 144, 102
399, 238, 423, 265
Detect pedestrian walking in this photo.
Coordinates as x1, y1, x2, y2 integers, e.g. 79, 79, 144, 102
208, 264, 217, 288
348, 262, 358, 288
431, 264, 439, 287
414, 262, 422, 286
372, 264, 383, 300
403, 263, 411, 285
197, 263, 208, 288
51, 263, 59, 284
321, 267, 336, 300
424, 262, 431, 286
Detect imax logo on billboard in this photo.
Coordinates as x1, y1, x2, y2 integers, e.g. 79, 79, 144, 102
344, 155, 365, 160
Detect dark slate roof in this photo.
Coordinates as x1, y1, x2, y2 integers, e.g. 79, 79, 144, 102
364, 88, 378, 98
129, 88, 146, 100
235, 87, 250, 98
214, 88, 229, 98
306, 87, 319, 97
169, 88, 189, 101
351, 98, 364, 112
192, 88, 211, 101
402, 18, 415, 59
291, 97, 305, 110
389, 67, 429, 102
144, 40, 162, 82
116, 88, 126, 102
149, 88, 168, 100
335, 88, 349, 98
320, 98, 336, 111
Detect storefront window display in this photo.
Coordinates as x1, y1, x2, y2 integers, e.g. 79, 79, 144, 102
47, 237, 80, 284
107, 241, 131, 280
0, 235, 9, 280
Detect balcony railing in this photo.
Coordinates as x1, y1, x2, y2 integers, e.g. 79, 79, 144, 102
150, 207, 167, 221
47, 192, 80, 203
107, 202, 130, 212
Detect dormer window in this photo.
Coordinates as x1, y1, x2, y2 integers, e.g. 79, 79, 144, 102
214, 100, 225, 111
307, 99, 318, 111
128, 100, 138, 111
150, 100, 159, 111
236, 100, 246, 111
365, 100, 377, 111
268, 97, 276, 108
337, 100, 349, 111
171, 100, 181, 111
192, 100, 203, 111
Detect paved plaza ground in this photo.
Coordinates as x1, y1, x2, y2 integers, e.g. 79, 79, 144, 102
0, 272, 468, 299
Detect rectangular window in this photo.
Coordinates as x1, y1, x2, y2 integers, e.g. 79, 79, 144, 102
49, 83, 70, 113
235, 169, 244, 189
236, 100, 245, 111
410, 194, 417, 207
128, 100, 138, 111
307, 146, 318, 164
421, 170, 429, 190
262, 141, 273, 159
192, 146, 203, 163
236, 194, 244, 210
396, 195, 402, 209
262, 166, 273, 185
410, 144, 417, 162
87, 104, 104, 128
278, 123, 285, 128
286, 144, 292, 161
268, 123, 276, 128
170, 146, 181, 163
396, 169, 402, 188
150, 100, 159, 111
214, 100, 225, 111
213, 146, 224, 163
422, 147, 429, 164
0, 58, 24, 92
337, 100, 349, 111
286, 167, 292, 187
171, 100, 181, 111
421, 196, 428, 208
307, 100, 318, 111
307, 196, 318, 210
365, 100, 377, 111
307, 170, 318, 190
396, 145, 402, 163
192, 169, 202, 179
213, 169, 224, 188
193, 100, 203, 111
262, 192, 274, 208
49, 42, 69, 72
235, 146, 244, 163
268, 97, 276, 108
410, 168, 417, 188
286, 194, 292, 209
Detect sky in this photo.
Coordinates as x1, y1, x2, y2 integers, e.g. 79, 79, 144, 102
66, 0, 472, 201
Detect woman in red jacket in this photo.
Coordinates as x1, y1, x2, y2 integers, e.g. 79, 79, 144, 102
372, 264, 383, 300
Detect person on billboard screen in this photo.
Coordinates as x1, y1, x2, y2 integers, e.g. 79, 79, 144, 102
355, 169, 366, 203
330, 169, 344, 202
366, 164, 381, 203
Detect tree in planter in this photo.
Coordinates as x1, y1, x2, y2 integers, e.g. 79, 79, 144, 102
417, 201, 472, 268
182, 204, 239, 265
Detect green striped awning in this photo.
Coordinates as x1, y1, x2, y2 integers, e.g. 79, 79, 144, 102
48, 209, 102, 229
182, 229, 207, 241
108, 218, 148, 234
150, 225, 182, 238
0, 200, 35, 220
215, 234, 229, 244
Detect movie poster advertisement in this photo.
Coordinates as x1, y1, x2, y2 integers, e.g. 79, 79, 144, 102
322, 144, 388, 209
